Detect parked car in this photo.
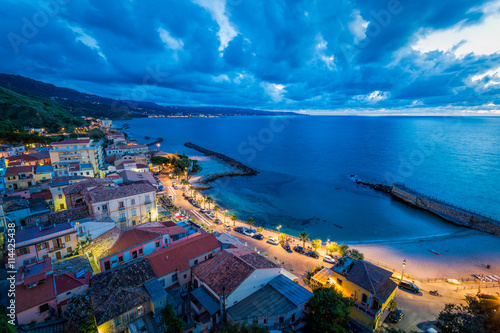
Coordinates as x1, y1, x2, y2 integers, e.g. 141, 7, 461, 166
323, 255, 338, 264
243, 229, 255, 237
172, 181, 176, 185
253, 234, 264, 240
281, 241, 291, 251
154, 176, 159, 180
158, 185, 164, 191
234, 226, 245, 233
214, 219, 222, 225
293, 246, 305, 254
168, 195, 173, 200
173, 185, 178, 190
207, 214, 216, 220
267, 238, 279, 245
306, 251, 320, 259
200, 208, 207, 214
388, 310, 404, 323
399, 280, 420, 294
225, 224, 231, 231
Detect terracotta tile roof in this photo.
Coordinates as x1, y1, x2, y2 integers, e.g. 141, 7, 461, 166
5, 165, 33, 176
85, 223, 168, 260
48, 206, 90, 224
89, 258, 156, 325
84, 183, 156, 203
63, 178, 114, 196
51, 139, 90, 146
346, 260, 397, 303
146, 233, 221, 278
192, 246, 278, 298
104, 155, 116, 164
54, 272, 91, 295
16, 275, 56, 313
53, 255, 93, 277
31, 190, 52, 201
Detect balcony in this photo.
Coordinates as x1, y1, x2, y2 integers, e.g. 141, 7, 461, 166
352, 301, 380, 319
119, 206, 125, 210
49, 244, 65, 252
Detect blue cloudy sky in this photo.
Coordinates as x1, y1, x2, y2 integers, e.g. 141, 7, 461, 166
1, 0, 500, 115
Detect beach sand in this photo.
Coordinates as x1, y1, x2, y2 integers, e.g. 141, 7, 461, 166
353, 230, 500, 281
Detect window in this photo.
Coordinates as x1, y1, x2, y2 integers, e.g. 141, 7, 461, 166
156, 241, 160, 248
120, 212, 126, 221
39, 304, 50, 313
194, 259, 199, 265
114, 316, 121, 327
160, 279, 165, 287
86, 172, 89, 175
146, 206, 151, 213
102, 204, 108, 211
58, 194, 62, 199
132, 209, 137, 216
292, 314, 296, 322
145, 195, 150, 204
79, 226, 83, 234
119, 201, 124, 209
16, 247, 30, 256
361, 293, 368, 305
172, 273, 178, 283
279, 316, 284, 324
66, 291, 71, 295
118, 256, 123, 262
65, 235, 71, 242
104, 261, 111, 271
138, 248, 143, 255
137, 306, 143, 316
131, 199, 135, 205
208, 253, 213, 259
183, 274, 187, 279
263, 319, 267, 324
36, 243, 47, 251
60, 203, 65, 210
66, 246, 72, 254
132, 251, 137, 259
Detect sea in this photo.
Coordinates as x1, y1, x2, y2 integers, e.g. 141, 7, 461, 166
115, 116, 500, 243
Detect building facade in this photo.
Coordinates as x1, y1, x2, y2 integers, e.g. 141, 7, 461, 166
49, 138, 104, 175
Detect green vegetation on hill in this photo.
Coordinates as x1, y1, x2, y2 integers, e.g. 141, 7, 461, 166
0, 86, 84, 132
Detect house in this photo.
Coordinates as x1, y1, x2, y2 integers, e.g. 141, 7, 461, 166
3, 197, 51, 228
312, 256, 398, 331
15, 258, 58, 325
49, 181, 70, 211
100, 119, 112, 128
84, 182, 158, 229
190, 246, 282, 331
105, 144, 148, 157
49, 138, 104, 174
115, 160, 150, 173
54, 268, 92, 313
4, 165, 35, 190
6, 151, 51, 167
114, 154, 148, 167
63, 178, 114, 209
146, 232, 221, 294
119, 170, 158, 187
84, 222, 175, 272
226, 274, 313, 330
14, 222, 78, 267
34, 165, 53, 184
89, 258, 164, 333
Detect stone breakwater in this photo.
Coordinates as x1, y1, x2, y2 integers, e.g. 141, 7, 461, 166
352, 175, 500, 237
184, 142, 258, 184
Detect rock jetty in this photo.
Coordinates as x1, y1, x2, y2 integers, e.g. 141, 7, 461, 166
184, 142, 258, 183
349, 174, 391, 193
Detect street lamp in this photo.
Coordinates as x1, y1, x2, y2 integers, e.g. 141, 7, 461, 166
277, 225, 282, 238
400, 259, 407, 283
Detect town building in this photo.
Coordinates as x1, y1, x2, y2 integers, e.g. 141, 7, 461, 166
105, 144, 148, 157
13, 222, 78, 267
312, 256, 398, 331
4, 165, 35, 190
49, 181, 70, 211
84, 182, 158, 229
49, 138, 104, 175
119, 170, 158, 187
100, 118, 112, 128
34, 165, 53, 184
63, 178, 114, 209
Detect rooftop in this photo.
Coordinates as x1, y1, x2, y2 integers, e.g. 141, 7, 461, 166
51, 138, 90, 146
146, 232, 220, 278
54, 272, 91, 295
53, 255, 93, 277
89, 258, 156, 325
5, 165, 33, 177
84, 182, 156, 203
15, 258, 56, 313
15, 222, 75, 244
63, 178, 114, 196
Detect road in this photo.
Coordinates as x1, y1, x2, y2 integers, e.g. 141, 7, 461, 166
156, 172, 498, 332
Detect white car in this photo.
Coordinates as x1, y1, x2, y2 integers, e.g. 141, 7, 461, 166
207, 214, 216, 220
323, 255, 338, 264
267, 237, 279, 245
243, 229, 255, 237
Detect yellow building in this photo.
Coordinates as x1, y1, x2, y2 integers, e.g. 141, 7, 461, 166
49, 181, 70, 211
313, 256, 398, 331
4, 165, 35, 190
49, 138, 104, 175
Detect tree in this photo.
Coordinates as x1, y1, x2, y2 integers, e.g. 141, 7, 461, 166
349, 248, 364, 260
189, 185, 194, 196
231, 214, 237, 226
306, 287, 354, 333
311, 239, 322, 251
206, 196, 213, 210
0, 306, 16, 333
219, 320, 270, 332
299, 232, 310, 248
436, 295, 500, 333
247, 217, 255, 228
151, 156, 170, 166
257, 226, 263, 234
338, 243, 350, 256
63, 292, 98, 333
278, 233, 286, 242
326, 242, 338, 255
160, 304, 185, 333
202, 195, 207, 209
214, 205, 220, 219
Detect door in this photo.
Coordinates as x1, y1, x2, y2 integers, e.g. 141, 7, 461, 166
55, 251, 62, 260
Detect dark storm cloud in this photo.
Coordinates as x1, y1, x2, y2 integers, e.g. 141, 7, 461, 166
1, 0, 499, 114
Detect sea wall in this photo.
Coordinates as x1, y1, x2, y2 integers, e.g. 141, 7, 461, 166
391, 185, 500, 237
184, 142, 258, 183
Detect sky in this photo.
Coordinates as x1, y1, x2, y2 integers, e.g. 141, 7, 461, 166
1, 0, 500, 115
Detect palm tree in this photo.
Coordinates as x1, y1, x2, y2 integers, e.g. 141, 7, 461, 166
193, 191, 198, 201
206, 197, 213, 210
247, 217, 254, 229
231, 214, 237, 226
197, 198, 203, 207
202, 195, 207, 209
214, 205, 220, 219
299, 232, 310, 248
189, 185, 194, 197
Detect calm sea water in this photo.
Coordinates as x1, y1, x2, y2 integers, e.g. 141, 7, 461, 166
115, 116, 500, 243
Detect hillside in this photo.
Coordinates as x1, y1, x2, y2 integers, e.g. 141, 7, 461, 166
0, 86, 84, 132
0, 73, 302, 117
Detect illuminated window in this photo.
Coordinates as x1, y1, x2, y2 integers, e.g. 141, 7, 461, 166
65, 235, 71, 242
137, 306, 143, 316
